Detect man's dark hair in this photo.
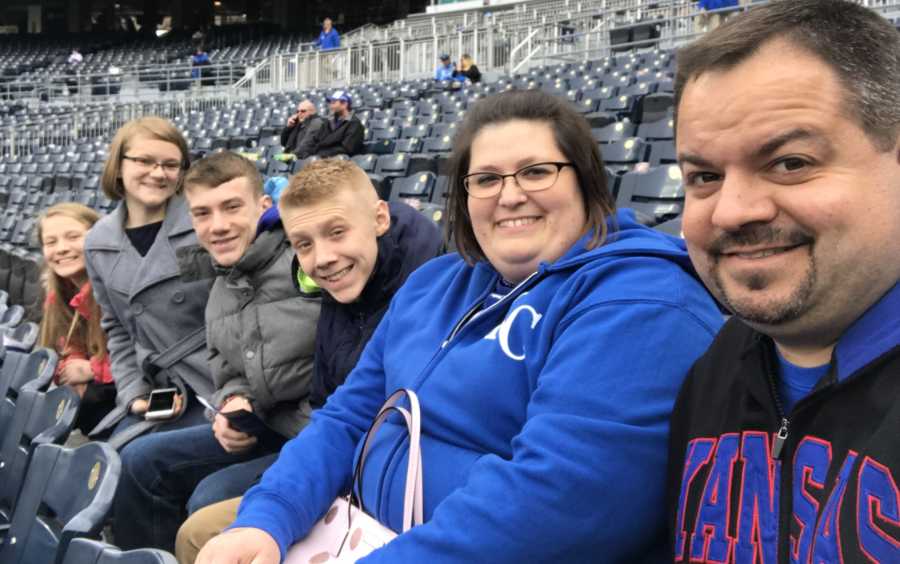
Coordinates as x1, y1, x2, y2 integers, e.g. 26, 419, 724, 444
446, 89, 615, 264
674, 0, 900, 151
183, 151, 263, 196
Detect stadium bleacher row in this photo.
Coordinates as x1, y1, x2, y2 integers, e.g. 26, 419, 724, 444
0, 291, 178, 562
0, 47, 684, 328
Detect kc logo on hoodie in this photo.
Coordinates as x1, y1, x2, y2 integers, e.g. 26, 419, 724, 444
485, 303, 543, 361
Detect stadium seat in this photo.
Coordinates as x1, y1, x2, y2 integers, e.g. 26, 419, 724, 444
0, 305, 24, 331
646, 141, 677, 166
592, 121, 636, 144
602, 138, 647, 173
351, 154, 377, 173
0, 378, 79, 523
616, 165, 685, 226
600, 95, 636, 118
389, 172, 437, 203
423, 136, 453, 154
394, 138, 422, 153
3, 321, 39, 353
367, 139, 396, 155
0, 442, 120, 564
373, 127, 400, 141
375, 154, 410, 177
636, 118, 674, 141
0, 347, 58, 424
61, 538, 177, 564
636, 93, 674, 124
401, 124, 430, 139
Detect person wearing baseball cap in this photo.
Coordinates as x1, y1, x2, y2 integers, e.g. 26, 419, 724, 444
311, 90, 363, 158
434, 53, 455, 81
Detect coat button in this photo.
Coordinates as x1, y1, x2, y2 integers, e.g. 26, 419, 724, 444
245, 350, 255, 360
172, 291, 185, 304
131, 303, 143, 315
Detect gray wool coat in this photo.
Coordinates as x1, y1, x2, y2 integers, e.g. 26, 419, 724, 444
84, 195, 216, 435
207, 225, 320, 439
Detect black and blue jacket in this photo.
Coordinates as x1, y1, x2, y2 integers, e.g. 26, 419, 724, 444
293, 201, 443, 409
667, 282, 900, 563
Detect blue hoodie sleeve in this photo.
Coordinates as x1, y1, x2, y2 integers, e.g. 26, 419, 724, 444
229, 304, 394, 558
359, 300, 719, 562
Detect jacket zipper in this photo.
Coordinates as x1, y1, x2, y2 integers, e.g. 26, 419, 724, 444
374, 269, 544, 520
762, 344, 790, 460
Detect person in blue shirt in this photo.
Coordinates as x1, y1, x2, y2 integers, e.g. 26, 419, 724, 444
315, 18, 340, 51
434, 53, 455, 81
196, 89, 723, 563
191, 48, 211, 80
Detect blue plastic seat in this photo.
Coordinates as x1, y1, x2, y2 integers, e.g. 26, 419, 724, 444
62, 538, 177, 564
0, 442, 120, 564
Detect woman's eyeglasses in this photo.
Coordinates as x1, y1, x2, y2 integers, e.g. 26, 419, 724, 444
122, 155, 183, 174
462, 162, 573, 199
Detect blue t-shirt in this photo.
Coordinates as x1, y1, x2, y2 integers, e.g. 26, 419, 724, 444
775, 348, 830, 413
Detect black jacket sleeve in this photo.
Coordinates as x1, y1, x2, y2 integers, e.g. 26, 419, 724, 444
280, 124, 297, 149
466, 64, 481, 83
295, 117, 325, 159
316, 119, 364, 157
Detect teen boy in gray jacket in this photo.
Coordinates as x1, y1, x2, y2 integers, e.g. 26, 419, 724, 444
111, 152, 320, 552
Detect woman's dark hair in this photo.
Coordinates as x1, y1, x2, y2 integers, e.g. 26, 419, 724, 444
446, 89, 616, 264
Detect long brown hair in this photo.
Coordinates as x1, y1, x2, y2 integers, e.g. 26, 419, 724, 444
37, 203, 107, 361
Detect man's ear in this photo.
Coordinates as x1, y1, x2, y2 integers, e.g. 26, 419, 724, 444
374, 200, 391, 237
260, 194, 273, 210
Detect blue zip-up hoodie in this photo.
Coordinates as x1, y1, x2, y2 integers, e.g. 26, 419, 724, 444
316, 28, 340, 50
232, 209, 724, 562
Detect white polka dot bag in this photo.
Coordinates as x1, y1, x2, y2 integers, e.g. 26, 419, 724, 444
284, 389, 424, 563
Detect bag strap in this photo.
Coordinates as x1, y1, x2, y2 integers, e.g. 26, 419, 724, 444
351, 388, 423, 532
143, 326, 206, 378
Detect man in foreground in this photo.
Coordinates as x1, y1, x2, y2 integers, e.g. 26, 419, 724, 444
668, 1, 900, 561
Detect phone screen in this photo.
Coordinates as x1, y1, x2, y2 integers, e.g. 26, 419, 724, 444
148, 390, 177, 412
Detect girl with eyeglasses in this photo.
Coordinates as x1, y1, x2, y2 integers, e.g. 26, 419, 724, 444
198, 89, 724, 563
82, 117, 215, 449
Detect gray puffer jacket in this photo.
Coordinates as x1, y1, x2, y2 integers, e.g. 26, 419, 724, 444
207, 224, 320, 438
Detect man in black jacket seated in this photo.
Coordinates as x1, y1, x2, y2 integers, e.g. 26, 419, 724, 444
667, 2, 900, 562
279, 100, 325, 159
174, 159, 442, 562
312, 90, 364, 158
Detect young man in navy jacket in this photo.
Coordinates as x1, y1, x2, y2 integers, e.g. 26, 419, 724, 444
175, 159, 442, 563
668, 1, 900, 562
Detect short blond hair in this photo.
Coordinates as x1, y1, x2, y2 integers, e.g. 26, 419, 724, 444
279, 159, 375, 212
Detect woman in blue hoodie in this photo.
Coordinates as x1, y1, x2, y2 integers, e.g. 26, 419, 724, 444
197, 90, 723, 563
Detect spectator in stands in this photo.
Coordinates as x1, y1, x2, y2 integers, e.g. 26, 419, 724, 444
191, 47, 212, 80
110, 152, 321, 553
696, 0, 739, 31
67, 47, 83, 65
176, 159, 443, 563
315, 17, 340, 51
455, 53, 481, 84
668, 2, 900, 561
434, 53, 455, 81
195, 89, 722, 563
83, 117, 215, 444
312, 91, 364, 157
280, 100, 325, 159
37, 203, 115, 436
